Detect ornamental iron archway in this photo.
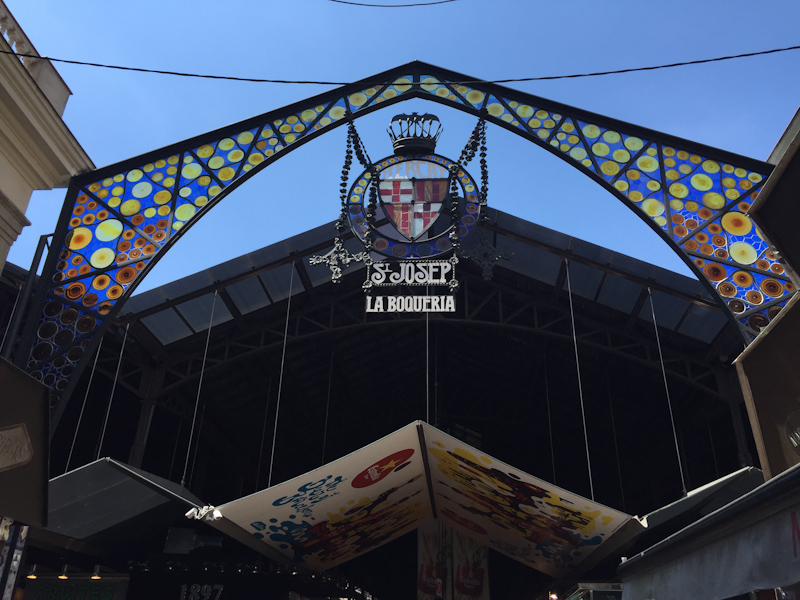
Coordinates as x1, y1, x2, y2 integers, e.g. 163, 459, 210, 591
11, 61, 790, 430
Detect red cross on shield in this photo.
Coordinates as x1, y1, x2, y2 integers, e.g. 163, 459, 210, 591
379, 178, 448, 240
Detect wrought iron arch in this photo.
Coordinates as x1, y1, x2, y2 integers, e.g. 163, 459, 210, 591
13, 61, 791, 430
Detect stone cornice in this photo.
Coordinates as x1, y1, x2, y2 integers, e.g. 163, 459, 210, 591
0, 36, 93, 191
0, 187, 30, 246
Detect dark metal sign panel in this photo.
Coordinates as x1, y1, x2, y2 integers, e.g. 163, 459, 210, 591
0, 357, 48, 527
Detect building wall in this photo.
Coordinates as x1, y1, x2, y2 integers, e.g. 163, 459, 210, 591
0, 1, 93, 273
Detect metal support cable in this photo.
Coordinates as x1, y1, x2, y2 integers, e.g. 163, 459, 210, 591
565, 259, 595, 501
607, 378, 626, 512
434, 325, 439, 427
188, 404, 206, 489
169, 421, 182, 481
0, 283, 22, 355
181, 290, 218, 488
96, 324, 129, 460
268, 263, 295, 488
426, 286, 430, 424
67, 337, 103, 473
708, 421, 720, 479
255, 379, 272, 491
648, 287, 688, 496
321, 353, 334, 465
544, 363, 556, 485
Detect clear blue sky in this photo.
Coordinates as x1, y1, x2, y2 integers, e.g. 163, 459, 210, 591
7, 0, 800, 293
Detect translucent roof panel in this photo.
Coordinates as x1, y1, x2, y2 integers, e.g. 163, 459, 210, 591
562, 260, 604, 301
118, 211, 731, 349
304, 250, 336, 288
495, 237, 562, 286
637, 289, 690, 331
494, 212, 568, 251
285, 222, 338, 254
655, 267, 715, 302
571, 238, 613, 265
174, 293, 234, 332
595, 273, 643, 314
607, 253, 657, 281
226, 277, 271, 315
140, 309, 194, 345
158, 271, 215, 301
209, 255, 255, 282
677, 304, 729, 344
250, 242, 291, 270
259, 264, 301, 303
122, 289, 167, 315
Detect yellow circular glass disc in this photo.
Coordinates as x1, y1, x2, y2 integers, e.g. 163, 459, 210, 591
131, 182, 153, 199
729, 242, 757, 264
90, 247, 115, 269
120, 200, 141, 216
174, 204, 196, 222
69, 227, 92, 250
721, 212, 753, 236
95, 219, 123, 242
642, 198, 665, 217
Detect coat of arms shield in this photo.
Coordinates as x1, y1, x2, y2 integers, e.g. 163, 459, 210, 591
378, 160, 449, 241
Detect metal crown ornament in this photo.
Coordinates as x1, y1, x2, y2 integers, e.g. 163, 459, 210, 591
387, 113, 442, 156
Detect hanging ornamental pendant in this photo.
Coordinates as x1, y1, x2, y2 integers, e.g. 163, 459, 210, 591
312, 113, 489, 314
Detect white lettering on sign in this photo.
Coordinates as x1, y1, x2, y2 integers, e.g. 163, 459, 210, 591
0, 424, 33, 473
379, 159, 450, 181
371, 262, 452, 286
366, 296, 455, 313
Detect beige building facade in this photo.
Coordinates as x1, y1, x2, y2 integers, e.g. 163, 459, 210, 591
0, 1, 93, 274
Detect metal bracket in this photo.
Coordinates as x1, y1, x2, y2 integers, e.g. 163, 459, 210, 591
460, 228, 513, 280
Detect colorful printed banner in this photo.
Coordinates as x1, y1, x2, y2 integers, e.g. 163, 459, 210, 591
452, 525, 489, 600
215, 422, 638, 577
417, 520, 452, 600
417, 520, 489, 600
217, 424, 431, 571
421, 423, 633, 577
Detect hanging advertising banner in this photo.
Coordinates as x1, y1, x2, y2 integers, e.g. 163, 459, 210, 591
417, 520, 452, 600
417, 521, 489, 600
452, 527, 488, 600
217, 424, 432, 572
213, 422, 639, 577
419, 423, 637, 578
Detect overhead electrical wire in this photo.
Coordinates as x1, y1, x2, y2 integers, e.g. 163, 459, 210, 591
328, 0, 457, 6
1, 44, 798, 86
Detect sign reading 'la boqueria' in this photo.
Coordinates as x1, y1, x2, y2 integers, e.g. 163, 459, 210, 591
366, 260, 456, 313
366, 295, 456, 313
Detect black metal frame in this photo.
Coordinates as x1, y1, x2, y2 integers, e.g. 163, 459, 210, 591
10, 61, 782, 435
